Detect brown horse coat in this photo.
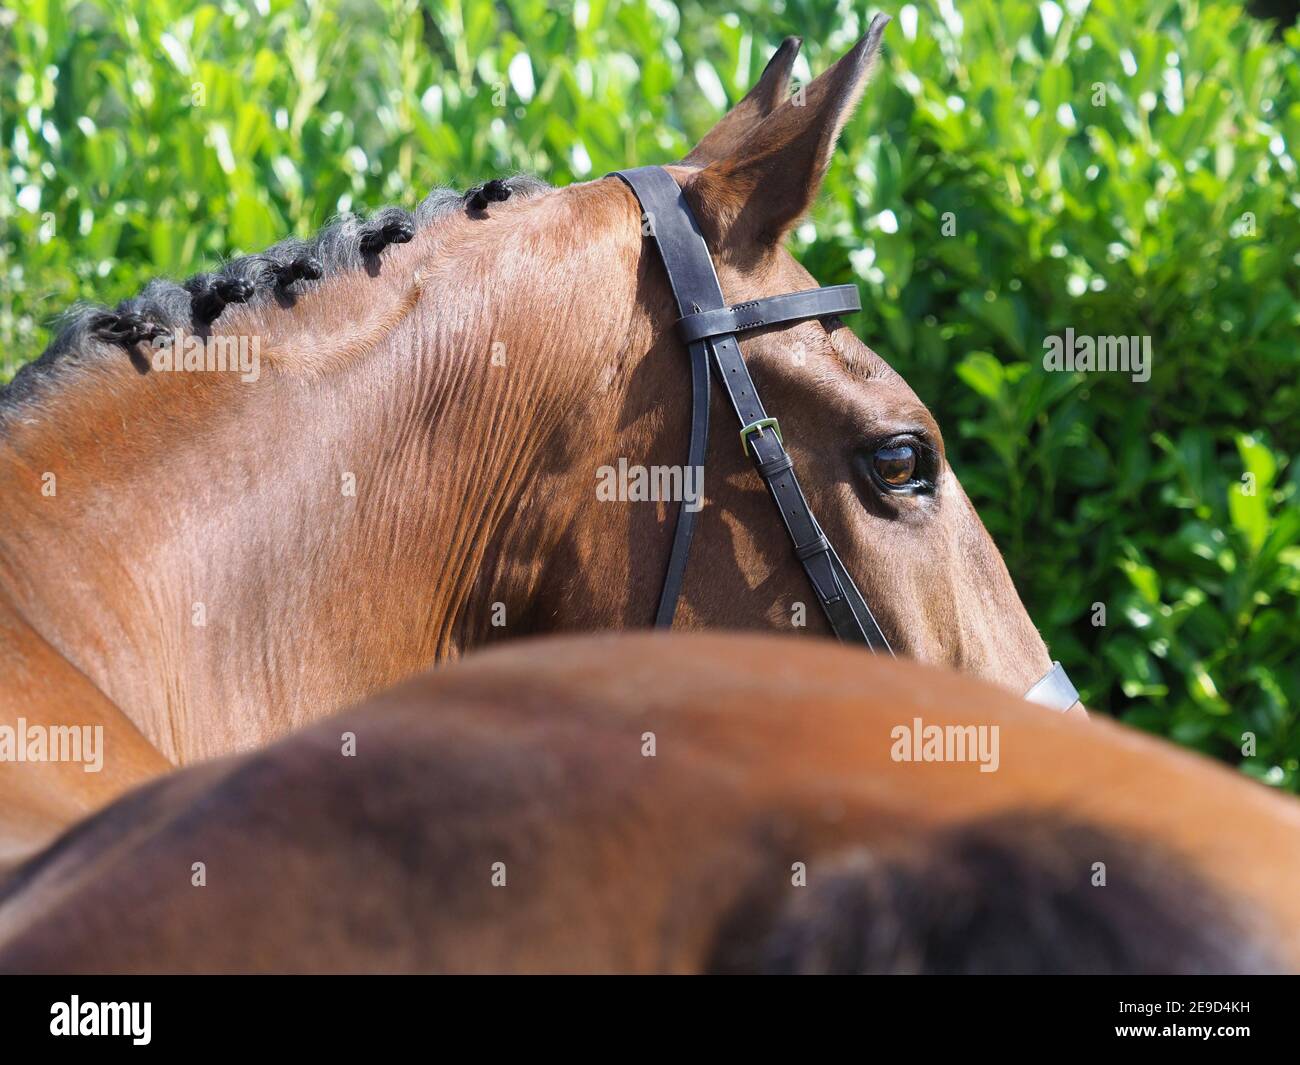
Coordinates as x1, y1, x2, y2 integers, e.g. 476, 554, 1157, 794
0, 633, 1292, 974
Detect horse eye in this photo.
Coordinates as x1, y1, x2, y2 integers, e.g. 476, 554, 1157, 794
873, 444, 917, 487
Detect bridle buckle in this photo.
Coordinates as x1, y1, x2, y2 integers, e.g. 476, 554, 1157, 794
739, 417, 782, 457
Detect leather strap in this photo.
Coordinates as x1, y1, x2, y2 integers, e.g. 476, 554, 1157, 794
711, 331, 891, 652
612, 167, 718, 628
677, 285, 861, 344
612, 166, 891, 652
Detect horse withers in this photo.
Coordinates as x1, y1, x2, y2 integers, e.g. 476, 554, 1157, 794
0, 632, 1290, 973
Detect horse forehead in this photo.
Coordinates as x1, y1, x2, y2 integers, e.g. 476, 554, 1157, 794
800, 339, 941, 438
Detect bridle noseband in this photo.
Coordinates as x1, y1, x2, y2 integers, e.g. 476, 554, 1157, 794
611, 166, 1080, 713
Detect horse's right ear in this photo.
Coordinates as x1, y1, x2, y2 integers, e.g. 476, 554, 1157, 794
682, 37, 802, 167
685, 14, 888, 251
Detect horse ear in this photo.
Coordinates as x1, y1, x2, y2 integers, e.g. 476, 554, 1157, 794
685, 14, 888, 248
683, 37, 802, 166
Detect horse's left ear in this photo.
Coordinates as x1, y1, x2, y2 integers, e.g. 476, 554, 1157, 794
685, 14, 888, 249
683, 36, 802, 166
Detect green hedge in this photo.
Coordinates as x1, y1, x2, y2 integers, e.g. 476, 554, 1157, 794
2, 0, 1297, 787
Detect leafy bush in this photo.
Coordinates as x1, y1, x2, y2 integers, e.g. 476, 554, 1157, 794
2, 0, 1297, 787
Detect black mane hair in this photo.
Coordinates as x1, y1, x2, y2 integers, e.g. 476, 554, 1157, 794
1, 175, 549, 416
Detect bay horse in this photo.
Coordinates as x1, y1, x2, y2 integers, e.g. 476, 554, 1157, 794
0, 632, 1292, 974
0, 21, 1076, 864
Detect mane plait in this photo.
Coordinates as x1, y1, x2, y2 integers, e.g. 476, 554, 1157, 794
91, 202, 423, 346
182, 273, 256, 327
357, 206, 416, 255
1, 177, 551, 415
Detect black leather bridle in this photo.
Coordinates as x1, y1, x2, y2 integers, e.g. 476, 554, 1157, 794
611, 166, 1080, 713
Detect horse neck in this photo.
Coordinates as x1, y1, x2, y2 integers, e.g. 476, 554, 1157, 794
0, 353, 413, 759
0, 190, 642, 763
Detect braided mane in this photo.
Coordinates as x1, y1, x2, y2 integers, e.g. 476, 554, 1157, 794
1, 176, 544, 415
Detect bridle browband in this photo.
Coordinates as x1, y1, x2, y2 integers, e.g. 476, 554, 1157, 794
611, 166, 1080, 713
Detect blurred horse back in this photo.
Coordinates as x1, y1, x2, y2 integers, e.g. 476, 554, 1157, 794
0, 632, 1294, 974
